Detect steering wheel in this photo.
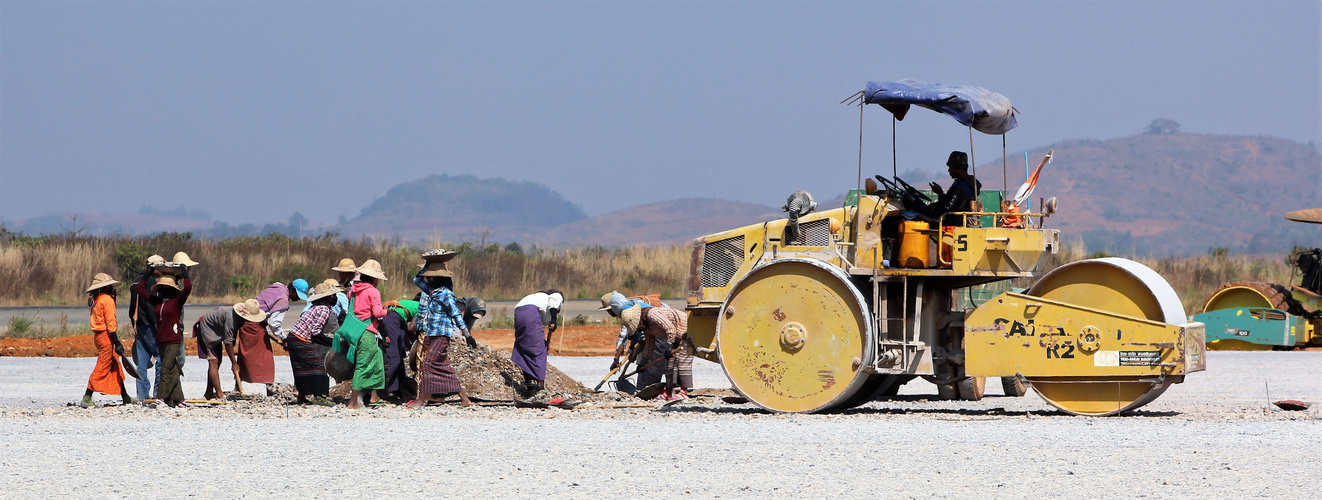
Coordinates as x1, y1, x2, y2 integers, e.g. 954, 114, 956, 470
892, 176, 933, 203
872, 175, 899, 194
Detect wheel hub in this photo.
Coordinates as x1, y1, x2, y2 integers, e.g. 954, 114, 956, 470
1078, 326, 1101, 352
716, 258, 874, 413
780, 322, 807, 351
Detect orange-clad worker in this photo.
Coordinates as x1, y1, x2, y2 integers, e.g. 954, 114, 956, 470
999, 200, 1024, 229
83, 273, 132, 407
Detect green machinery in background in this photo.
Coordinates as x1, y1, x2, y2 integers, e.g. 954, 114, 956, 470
1194, 209, 1322, 350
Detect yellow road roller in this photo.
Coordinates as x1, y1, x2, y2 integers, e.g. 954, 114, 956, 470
683, 80, 1206, 415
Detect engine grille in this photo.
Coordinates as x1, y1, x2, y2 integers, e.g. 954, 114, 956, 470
786, 219, 832, 246
701, 236, 745, 288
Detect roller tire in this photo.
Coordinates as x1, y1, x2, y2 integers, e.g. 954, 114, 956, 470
933, 365, 957, 400
1208, 281, 1302, 316
1000, 376, 1028, 397
956, 376, 985, 401
716, 258, 874, 413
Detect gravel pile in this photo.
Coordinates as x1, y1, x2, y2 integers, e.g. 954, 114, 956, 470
449, 339, 587, 401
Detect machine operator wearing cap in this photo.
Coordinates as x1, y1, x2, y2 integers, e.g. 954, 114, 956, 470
908, 151, 983, 223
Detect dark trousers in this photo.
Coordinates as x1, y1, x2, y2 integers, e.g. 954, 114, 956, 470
380, 311, 411, 395
157, 342, 185, 403
637, 338, 671, 389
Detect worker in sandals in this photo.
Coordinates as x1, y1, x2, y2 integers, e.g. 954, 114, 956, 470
621, 303, 694, 401
600, 291, 668, 391
127, 254, 166, 402
149, 256, 194, 408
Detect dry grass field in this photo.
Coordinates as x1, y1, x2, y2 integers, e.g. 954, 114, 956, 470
0, 231, 1303, 321
0, 232, 690, 306
1049, 241, 1298, 314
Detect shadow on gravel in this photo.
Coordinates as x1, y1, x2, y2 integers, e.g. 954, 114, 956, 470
655, 405, 771, 415
654, 402, 1182, 418
834, 407, 1178, 418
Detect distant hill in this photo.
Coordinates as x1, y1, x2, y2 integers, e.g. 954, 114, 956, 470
1018, 133, 1321, 256
7, 134, 1317, 256
334, 176, 781, 246
533, 198, 781, 246
338, 174, 588, 242
11, 212, 213, 236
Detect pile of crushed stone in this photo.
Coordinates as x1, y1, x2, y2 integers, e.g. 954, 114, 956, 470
449, 339, 588, 401
317, 339, 588, 403
264, 382, 299, 403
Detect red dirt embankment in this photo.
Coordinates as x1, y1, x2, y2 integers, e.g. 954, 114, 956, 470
0, 326, 621, 358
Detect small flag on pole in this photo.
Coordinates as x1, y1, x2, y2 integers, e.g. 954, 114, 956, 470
1012, 150, 1053, 209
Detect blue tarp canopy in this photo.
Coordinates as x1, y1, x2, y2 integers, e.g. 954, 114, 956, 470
863, 80, 1018, 135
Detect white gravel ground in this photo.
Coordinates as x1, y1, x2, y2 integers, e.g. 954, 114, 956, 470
3, 351, 1321, 498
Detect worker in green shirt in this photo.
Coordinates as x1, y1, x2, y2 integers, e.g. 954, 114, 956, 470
379, 298, 420, 403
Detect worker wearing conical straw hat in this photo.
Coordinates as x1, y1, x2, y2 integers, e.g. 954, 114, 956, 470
329, 259, 357, 321
408, 249, 473, 408
342, 259, 388, 408
307, 278, 347, 325
332, 258, 358, 286
236, 279, 304, 389
154, 256, 195, 407
599, 291, 667, 387
83, 273, 132, 407
194, 299, 266, 401
621, 302, 694, 401
131, 255, 195, 408
282, 280, 344, 405
127, 254, 165, 403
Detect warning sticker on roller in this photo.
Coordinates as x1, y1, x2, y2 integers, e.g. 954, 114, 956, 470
1118, 351, 1162, 366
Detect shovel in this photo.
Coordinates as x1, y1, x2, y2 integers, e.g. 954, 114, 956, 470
613, 377, 637, 394
233, 341, 246, 397
635, 383, 667, 401
605, 363, 640, 393
233, 371, 245, 397
592, 363, 625, 392
596, 336, 646, 392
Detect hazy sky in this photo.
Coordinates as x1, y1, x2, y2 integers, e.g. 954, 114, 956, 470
2, 1, 1318, 225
